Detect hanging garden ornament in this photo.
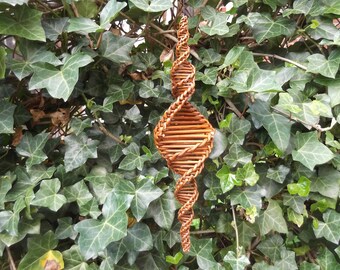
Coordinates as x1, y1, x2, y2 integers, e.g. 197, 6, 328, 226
154, 16, 215, 252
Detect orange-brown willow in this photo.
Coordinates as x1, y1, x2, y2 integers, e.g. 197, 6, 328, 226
154, 16, 215, 252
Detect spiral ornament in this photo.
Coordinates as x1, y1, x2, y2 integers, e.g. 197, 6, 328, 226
154, 16, 215, 252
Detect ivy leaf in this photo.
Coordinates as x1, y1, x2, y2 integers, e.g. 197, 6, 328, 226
266, 165, 290, 184
17, 231, 58, 270
64, 133, 99, 172
282, 194, 306, 214
0, 5, 45, 41
139, 80, 160, 98
67, 18, 100, 34
70, 118, 92, 136
100, 32, 135, 64
31, 179, 67, 212
209, 129, 228, 159
310, 166, 339, 199
63, 245, 91, 270
218, 46, 245, 70
29, 53, 93, 101
240, 12, 295, 43
63, 180, 93, 207
230, 186, 262, 210
259, 199, 288, 235
100, 0, 127, 30
200, 13, 230, 36
0, 47, 6, 79
0, 100, 16, 134
223, 251, 250, 270
0, 0, 28, 5
287, 176, 311, 197
119, 142, 148, 171
189, 238, 220, 269
147, 189, 176, 230
299, 262, 320, 270
223, 144, 253, 167
16, 132, 49, 167
249, 100, 292, 152
307, 50, 340, 78
130, 0, 173, 12
55, 217, 77, 240
225, 114, 251, 145
74, 193, 133, 259
107, 81, 135, 103
200, 48, 222, 66
196, 67, 218, 85
41, 18, 68, 41
257, 234, 284, 261
292, 132, 334, 170
317, 247, 339, 270
0, 172, 15, 210
236, 163, 260, 186
123, 223, 153, 252
287, 208, 304, 227
124, 105, 143, 123
217, 165, 240, 193
273, 249, 298, 270
130, 178, 163, 221
283, 0, 316, 16
313, 209, 340, 244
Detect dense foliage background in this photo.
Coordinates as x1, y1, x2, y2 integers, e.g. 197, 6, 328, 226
0, 0, 339, 269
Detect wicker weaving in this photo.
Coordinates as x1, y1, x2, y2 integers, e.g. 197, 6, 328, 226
154, 16, 215, 252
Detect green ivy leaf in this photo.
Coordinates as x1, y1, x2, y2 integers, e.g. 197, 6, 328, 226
67, 18, 100, 34
130, 178, 163, 221
307, 50, 340, 78
130, 0, 172, 12
310, 166, 339, 199
209, 129, 228, 159
257, 234, 284, 261
119, 143, 148, 171
273, 249, 298, 270
16, 132, 49, 167
287, 208, 304, 227
196, 67, 218, 85
0, 100, 16, 134
124, 105, 143, 123
29, 53, 93, 101
287, 176, 311, 197
147, 190, 176, 230
313, 209, 340, 244
123, 223, 153, 252
225, 114, 251, 145
63, 180, 93, 207
218, 46, 245, 70
316, 247, 339, 270
55, 217, 77, 240
0, 47, 6, 79
188, 238, 221, 269
100, 32, 135, 64
62, 245, 91, 270
166, 252, 183, 265
74, 193, 133, 259
100, 0, 127, 30
0, 0, 28, 5
139, 80, 160, 98
240, 12, 295, 43
292, 132, 334, 170
299, 262, 320, 270
266, 165, 290, 184
217, 165, 240, 193
64, 133, 99, 172
282, 194, 306, 214
17, 231, 58, 270
283, 0, 316, 16
236, 163, 259, 186
32, 179, 67, 212
249, 100, 292, 151
224, 144, 253, 167
41, 18, 68, 41
230, 186, 262, 210
70, 118, 92, 136
259, 199, 288, 235
224, 251, 250, 270
0, 5, 45, 41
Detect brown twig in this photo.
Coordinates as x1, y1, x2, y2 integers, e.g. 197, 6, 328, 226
6, 247, 16, 270
94, 117, 125, 145
252, 52, 307, 71
225, 98, 244, 119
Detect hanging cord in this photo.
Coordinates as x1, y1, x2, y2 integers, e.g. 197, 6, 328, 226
154, 16, 215, 252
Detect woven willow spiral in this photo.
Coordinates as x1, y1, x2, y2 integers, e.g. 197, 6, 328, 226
154, 16, 215, 252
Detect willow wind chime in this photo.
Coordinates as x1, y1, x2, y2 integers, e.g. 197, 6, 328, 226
154, 16, 215, 252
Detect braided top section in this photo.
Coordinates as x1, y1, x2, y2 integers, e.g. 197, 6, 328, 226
154, 16, 215, 252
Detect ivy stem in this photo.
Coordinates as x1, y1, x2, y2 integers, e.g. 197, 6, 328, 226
252, 52, 308, 71
231, 205, 240, 257
6, 247, 16, 270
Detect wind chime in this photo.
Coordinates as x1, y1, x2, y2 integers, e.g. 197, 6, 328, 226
154, 16, 215, 252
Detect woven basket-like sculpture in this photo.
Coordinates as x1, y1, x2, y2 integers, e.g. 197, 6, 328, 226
154, 16, 215, 252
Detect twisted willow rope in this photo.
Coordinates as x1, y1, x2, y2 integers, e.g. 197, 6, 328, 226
154, 16, 215, 252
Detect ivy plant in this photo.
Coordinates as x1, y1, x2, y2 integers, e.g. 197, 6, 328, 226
0, 0, 339, 269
